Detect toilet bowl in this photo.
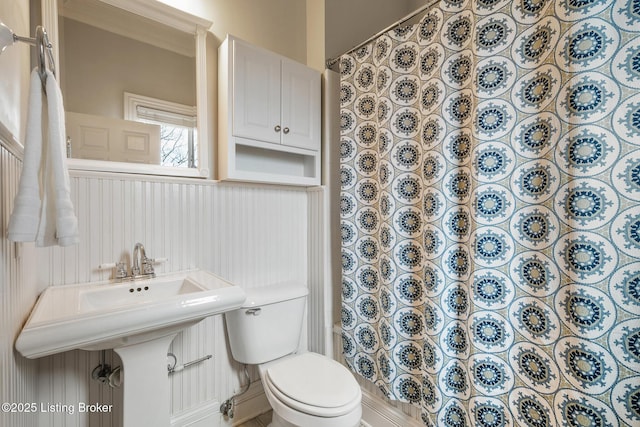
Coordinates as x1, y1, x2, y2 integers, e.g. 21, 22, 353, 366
259, 352, 361, 427
224, 283, 362, 427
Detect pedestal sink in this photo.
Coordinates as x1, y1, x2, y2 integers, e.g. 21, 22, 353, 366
15, 270, 246, 427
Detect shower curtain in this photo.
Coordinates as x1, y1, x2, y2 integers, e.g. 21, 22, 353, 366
339, 0, 639, 426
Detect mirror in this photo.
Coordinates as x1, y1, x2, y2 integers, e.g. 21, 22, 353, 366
43, 0, 211, 177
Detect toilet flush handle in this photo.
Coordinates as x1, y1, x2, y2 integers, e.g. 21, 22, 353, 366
245, 308, 261, 316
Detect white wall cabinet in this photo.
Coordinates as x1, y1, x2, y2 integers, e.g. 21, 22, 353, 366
219, 34, 321, 186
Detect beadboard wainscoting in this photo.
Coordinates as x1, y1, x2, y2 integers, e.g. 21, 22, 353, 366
1, 129, 339, 426
0, 139, 40, 427
30, 172, 312, 427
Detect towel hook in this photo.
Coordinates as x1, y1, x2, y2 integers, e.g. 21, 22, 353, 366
35, 26, 55, 83
0, 20, 56, 88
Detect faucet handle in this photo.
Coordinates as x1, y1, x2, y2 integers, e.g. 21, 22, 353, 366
98, 262, 117, 269
141, 257, 166, 276
141, 258, 154, 275
98, 262, 128, 280
115, 262, 128, 279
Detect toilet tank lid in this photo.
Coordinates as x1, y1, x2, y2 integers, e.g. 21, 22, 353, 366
241, 283, 308, 308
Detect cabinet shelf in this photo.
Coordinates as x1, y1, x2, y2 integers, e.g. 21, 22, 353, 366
233, 142, 318, 186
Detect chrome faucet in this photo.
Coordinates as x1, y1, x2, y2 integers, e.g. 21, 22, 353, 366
99, 243, 165, 282
132, 242, 144, 276
132, 242, 155, 278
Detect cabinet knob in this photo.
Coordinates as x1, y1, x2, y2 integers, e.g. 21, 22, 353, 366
283, 127, 290, 134
274, 125, 281, 132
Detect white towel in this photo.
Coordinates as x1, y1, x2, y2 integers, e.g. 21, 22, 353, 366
7, 69, 43, 243
7, 68, 79, 247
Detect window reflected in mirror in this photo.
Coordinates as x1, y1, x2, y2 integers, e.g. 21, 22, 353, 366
125, 93, 197, 168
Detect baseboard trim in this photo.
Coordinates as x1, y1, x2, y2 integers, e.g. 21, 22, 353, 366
215, 376, 422, 427
167, 380, 272, 427
230, 379, 271, 426
171, 401, 220, 427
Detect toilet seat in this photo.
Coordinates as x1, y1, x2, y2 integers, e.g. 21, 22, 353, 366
262, 352, 361, 417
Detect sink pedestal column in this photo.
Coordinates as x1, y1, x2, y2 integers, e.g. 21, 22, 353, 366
114, 334, 178, 427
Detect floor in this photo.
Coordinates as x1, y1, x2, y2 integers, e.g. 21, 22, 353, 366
237, 411, 368, 427
236, 411, 273, 427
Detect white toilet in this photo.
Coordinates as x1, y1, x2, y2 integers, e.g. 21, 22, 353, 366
225, 283, 362, 427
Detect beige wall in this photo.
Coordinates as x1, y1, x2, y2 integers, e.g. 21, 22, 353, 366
209, 0, 306, 63
159, 0, 434, 69
158, 0, 307, 64
59, 17, 196, 119
324, 0, 416, 61
307, 0, 325, 71
0, 0, 31, 141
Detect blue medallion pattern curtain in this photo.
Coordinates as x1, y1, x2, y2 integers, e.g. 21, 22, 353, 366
339, 0, 640, 426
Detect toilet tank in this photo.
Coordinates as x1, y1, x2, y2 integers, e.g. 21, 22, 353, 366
225, 283, 308, 365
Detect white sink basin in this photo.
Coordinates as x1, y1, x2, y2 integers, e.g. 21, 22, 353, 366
15, 270, 246, 358
79, 275, 205, 312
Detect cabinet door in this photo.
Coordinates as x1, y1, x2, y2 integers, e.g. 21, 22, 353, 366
281, 59, 320, 151
232, 39, 281, 144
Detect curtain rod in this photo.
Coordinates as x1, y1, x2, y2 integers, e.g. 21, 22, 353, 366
325, 0, 440, 69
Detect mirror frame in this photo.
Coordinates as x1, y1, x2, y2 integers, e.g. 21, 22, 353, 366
42, 0, 212, 178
